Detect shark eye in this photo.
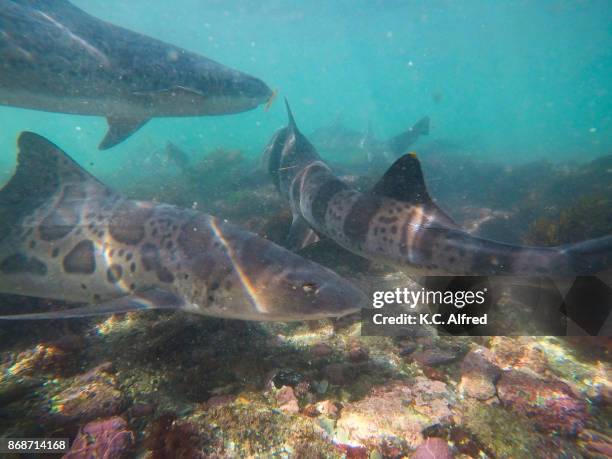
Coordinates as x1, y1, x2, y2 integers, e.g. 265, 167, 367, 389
302, 282, 317, 293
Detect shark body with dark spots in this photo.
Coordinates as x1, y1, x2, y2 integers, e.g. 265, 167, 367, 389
263, 102, 612, 281
309, 116, 430, 164
0, 0, 273, 149
0, 132, 366, 321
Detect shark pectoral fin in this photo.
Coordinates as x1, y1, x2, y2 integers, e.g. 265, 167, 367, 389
99, 116, 150, 150
286, 215, 319, 251
0, 289, 187, 320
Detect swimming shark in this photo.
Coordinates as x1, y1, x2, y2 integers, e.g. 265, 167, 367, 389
263, 101, 612, 281
309, 116, 429, 164
0, 0, 273, 149
0, 132, 365, 321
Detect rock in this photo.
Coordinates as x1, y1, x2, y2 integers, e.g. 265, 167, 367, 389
316, 400, 339, 418
313, 379, 329, 394
64, 416, 133, 459
579, 429, 612, 458
413, 437, 454, 459
324, 363, 351, 386
277, 386, 299, 413
47, 365, 124, 425
497, 370, 587, 435
459, 346, 501, 400
336, 381, 420, 449
312, 342, 334, 357
7, 344, 68, 376
128, 402, 156, 418
399, 342, 418, 356
461, 346, 499, 378
460, 374, 496, 401
52, 334, 87, 353
335, 443, 368, 459
412, 348, 458, 367
0, 376, 43, 405
489, 337, 549, 374
411, 377, 455, 425
272, 369, 304, 388
302, 404, 319, 417
74, 361, 114, 383
337, 379, 455, 451
206, 394, 235, 409
348, 344, 369, 363
420, 365, 447, 382
294, 380, 311, 398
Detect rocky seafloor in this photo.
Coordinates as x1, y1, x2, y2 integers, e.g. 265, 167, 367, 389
0, 147, 611, 458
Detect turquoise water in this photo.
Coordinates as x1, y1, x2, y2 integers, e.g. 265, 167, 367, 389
1, 0, 611, 181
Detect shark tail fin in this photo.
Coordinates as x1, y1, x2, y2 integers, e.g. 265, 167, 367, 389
412, 116, 430, 135
0, 132, 110, 240
388, 116, 430, 156
562, 235, 612, 278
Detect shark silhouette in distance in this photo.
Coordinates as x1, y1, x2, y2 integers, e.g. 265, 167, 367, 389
309, 116, 430, 164
0, 132, 366, 321
0, 0, 273, 149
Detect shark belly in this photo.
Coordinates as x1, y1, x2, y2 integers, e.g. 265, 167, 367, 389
0, 87, 147, 118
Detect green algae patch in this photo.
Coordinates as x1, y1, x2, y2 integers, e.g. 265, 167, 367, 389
459, 400, 541, 459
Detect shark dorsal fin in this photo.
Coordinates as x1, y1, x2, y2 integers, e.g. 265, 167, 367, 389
0, 132, 113, 241
17, 132, 109, 191
285, 98, 298, 132
371, 152, 433, 205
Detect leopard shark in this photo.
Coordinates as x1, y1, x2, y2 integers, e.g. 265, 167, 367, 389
0, 0, 273, 149
0, 132, 366, 321
263, 101, 612, 281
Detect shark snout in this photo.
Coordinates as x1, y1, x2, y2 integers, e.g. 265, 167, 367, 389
266, 264, 366, 321
234, 75, 273, 106
312, 279, 367, 317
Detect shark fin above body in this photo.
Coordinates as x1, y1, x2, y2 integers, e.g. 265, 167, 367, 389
1, 131, 112, 241
285, 98, 299, 131
371, 152, 433, 205
99, 116, 151, 150
0, 288, 187, 320
371, 152, 459, 228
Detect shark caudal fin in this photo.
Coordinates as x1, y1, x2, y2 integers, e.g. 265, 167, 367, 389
412, 116, 430, 135
0, 132, 112, 242
562, 235, 612, 278
388, 116, 430, 156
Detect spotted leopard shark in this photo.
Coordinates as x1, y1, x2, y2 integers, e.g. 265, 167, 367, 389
0, 132, 366, 321
0, 0, 273, 149
263, 101, 612, 281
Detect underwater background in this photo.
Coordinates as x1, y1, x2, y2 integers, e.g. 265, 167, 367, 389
1, 1, 611, 458
1, 0, 612, 183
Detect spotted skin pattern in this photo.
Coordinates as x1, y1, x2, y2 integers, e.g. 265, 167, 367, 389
263, 102, 612, 278
0, 132, 365, 321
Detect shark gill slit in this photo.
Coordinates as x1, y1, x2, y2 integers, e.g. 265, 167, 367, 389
208, 219, 267, 314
